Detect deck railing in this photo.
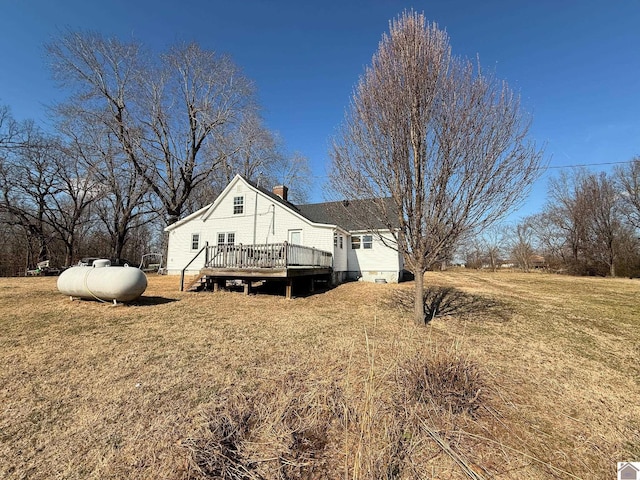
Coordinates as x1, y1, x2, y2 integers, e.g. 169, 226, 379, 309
205, 242, 332, 269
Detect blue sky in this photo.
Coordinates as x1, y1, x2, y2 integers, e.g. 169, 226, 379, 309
1, 0, 639, 220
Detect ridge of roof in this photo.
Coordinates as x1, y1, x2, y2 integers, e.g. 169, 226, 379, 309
297, 197, 397, 231
242, 176, 302, 213
172, 175, 397, 232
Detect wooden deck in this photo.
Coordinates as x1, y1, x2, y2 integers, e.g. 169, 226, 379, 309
181, 242, 333, 298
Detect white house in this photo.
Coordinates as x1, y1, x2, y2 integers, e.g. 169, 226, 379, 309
164, 175, 404, 289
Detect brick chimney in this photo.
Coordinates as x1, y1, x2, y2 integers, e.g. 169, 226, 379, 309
273, 185, 288, 201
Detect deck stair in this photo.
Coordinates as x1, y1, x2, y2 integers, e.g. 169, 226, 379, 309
185, 273, 208, 292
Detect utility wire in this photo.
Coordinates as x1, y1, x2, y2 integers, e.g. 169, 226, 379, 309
545, 159, 637, 170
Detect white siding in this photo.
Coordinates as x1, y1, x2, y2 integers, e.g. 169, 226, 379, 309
165, 176, 403, 282
347, 231, 403, 283
332, 231, 348, 271
166, 177, 335, 275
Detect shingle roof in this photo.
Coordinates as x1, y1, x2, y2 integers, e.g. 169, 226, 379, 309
297, 198, 398, 231
244, 177, 302, 212
243, 176, 398, 232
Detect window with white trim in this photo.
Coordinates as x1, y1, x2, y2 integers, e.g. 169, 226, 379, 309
217, 233, 235, 245
351, 235, 373, 250
233, 196, 244, 214
191, 233, 200, 250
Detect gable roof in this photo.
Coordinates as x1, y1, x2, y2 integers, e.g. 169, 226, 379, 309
243, 176, 302, 213
220, 175, 398, 232
298, 197, 398, 231
165, 174, 398, 233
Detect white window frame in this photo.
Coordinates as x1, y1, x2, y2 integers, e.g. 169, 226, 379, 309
233, 196, 244, 215
217, 232, 235, 245
351, 234, 373, 250
191, 233, 200, 251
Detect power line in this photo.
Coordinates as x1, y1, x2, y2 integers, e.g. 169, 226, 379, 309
545, 159, 637, 170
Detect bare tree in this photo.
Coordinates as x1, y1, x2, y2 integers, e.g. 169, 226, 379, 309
0, 105, 23, 151
509, 217, 537, 272
271, 151, 313, 204
544, 170, 591, 271
56, 110, 157, 261
539, 169, 632, 276
329, 11, 544, 323
529, 212, 566, 269
0, 122, 61, 267
45, 140, 102, 266
210, 110, 314, 203
615, 157, 640, 230
48, 33, 255, 225
213, 110, 281, 187
484, 225, 510, 271
581, 172, 624, 277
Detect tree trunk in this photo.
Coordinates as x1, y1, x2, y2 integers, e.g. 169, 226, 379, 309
114, 231, 127, 260
414, 270, 425, 324
609, 257, 616, 277
64, 234, 74, 266
64, 245, 73, 267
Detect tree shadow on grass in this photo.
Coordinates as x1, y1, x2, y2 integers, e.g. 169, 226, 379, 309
386, 286, 512, 324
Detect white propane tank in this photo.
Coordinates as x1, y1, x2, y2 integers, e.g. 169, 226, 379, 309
57, 260, 147, 302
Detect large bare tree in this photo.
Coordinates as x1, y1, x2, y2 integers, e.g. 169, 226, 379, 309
536, 169, 635, 276
45, 140, 103, 266
56, 110, 157, 261
329, 11, 544, 323
48, 33, 255, 225
0, 120, 60, 267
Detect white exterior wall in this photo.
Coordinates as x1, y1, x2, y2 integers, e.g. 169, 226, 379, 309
165, 177, 402, 282
166, 178, 338, 275
166, 206, 209, 275
346, 231, 403, 283
331, 230, 349, 283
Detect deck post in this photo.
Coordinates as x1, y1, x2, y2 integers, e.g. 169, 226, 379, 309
244, 281, 250, 295
284, 241, 289, 267
213, 279, 225, 292
310, 276, 315, 292
285, 279, 293, 299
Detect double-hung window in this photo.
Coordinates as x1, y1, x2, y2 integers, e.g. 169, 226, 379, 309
191, 233, 200, 250
217, 233, 235, 245
233, 196, 244, 214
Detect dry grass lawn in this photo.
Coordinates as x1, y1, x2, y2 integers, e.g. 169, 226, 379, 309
0, 270, 638, 479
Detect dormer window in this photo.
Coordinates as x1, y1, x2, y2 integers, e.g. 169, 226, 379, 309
233, 196, 244, 214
